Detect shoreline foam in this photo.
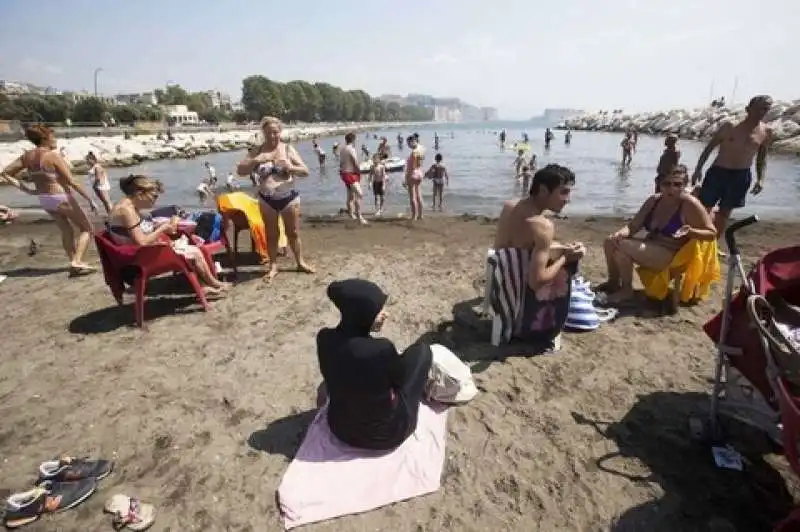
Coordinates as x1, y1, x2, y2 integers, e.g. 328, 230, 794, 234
0, 121, 422, 176
557, 99, 800, 155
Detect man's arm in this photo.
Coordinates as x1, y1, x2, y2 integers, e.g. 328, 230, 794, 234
692, 123, 728, 185
754, 127, 772, 191
528, 217, 567, 289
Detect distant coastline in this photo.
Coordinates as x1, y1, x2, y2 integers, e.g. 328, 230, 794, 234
556, 99, 800, 156
0, 121, 422, 175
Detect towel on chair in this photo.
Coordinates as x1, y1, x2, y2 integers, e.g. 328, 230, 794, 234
216, 192, 287, 256
277, 402, 448, 529
637, 239, 720, 302
488, 248, 531, 344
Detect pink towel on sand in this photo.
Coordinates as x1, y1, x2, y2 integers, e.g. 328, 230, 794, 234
278, 403, 449, 529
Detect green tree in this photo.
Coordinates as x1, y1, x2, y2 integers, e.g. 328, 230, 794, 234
280, 81, 309, 122
72, 97, 108, 123
113, 104, 142, 124
297, 81, 322, 122
187, 92, 213, 114
154, 85, 189, 106
241, 75, 284, 120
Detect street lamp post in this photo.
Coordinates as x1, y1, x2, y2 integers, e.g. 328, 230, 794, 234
93, 67, 103, 97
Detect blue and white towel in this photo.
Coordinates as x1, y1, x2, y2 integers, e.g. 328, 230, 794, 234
565, 276, 618, 331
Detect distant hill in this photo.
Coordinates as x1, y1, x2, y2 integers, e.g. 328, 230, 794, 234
377, 93, 498, 122
529, 108, 584, 124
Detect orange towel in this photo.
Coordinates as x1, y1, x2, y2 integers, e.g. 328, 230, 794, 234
216, 192, 287, 258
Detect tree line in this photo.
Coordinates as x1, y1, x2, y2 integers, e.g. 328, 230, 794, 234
240, 76, 433, 123
0, 76, 434, 125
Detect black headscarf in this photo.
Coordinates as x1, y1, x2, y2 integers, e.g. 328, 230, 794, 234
327, 279, 387, 336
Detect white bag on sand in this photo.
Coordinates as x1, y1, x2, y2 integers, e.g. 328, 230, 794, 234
426, 344, 478, 404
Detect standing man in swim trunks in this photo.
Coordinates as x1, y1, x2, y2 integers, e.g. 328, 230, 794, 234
620, 132, 633, 167
340, 132, 367, 225
691, 94, 773, 242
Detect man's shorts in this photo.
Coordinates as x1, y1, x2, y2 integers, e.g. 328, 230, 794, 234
339, 171, 360, 188
698, 166, 752, 210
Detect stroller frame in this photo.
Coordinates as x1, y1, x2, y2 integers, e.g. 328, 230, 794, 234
701, 215, 785, 443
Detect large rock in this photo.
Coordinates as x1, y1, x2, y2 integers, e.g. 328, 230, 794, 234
557, 99, 800, 155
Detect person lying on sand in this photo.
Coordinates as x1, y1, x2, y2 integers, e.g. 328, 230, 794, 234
108, 174, 230, 297
599, 165, 716, 306
494, 164, 585, 341
317, 279, 433, 451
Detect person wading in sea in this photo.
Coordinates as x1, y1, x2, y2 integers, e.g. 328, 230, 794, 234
691, 94, 773, 252
339, 132, 367, 224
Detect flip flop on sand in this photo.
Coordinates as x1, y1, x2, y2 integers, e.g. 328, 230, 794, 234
69, 265, 97, 277
104, 494, 155, 531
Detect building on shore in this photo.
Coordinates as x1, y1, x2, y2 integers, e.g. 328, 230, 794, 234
164, 104, 199, 125
115, 92, 158, 106
480, 107, 499, 121
542, 108, 583, 123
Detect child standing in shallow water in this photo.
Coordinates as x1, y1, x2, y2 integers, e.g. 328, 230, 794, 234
426, 153, 449, 211
369, 154, 388, 216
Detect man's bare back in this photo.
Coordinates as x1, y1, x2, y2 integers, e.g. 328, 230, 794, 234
339, 145, 359, 173
494, 199, 548, 249
712, 120, 771, 170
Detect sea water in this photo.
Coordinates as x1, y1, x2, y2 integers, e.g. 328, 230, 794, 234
2, 123, 799, 220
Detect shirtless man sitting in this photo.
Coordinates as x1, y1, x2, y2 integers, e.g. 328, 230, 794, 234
691, 95, 773, 247
494, 164, 584, 291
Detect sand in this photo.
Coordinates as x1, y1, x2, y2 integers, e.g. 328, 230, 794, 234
0, 214, 798, 532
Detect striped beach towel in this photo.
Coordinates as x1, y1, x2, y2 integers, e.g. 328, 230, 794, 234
488, 248, 531, 344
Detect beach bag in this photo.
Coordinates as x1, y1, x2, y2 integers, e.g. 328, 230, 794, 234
565, 277, 617, 331
193, 212, 223, 242
425, 344, 478, 405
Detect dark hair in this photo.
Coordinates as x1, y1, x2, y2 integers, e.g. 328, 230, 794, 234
86, 151, 97, 163
659, 164, 689, 184
413, 132, 420, 140
380, 153, 389, 160
529, 164, 576, 196
120, 174, 164, 196
521, 165, 529, 172
435, 153, 443, 163
24, 124, 53, 146
344, 132, 356, 143
407, 135, 415, 144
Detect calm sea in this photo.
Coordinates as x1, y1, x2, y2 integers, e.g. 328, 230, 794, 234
2, 121, 799, 220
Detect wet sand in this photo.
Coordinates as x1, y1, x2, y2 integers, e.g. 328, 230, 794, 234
0, 214, 798, 531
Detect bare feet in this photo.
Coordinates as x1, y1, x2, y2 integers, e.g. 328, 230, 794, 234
262, 263, 279, 283
297, 262, 316, 274
205, 282, 231, 297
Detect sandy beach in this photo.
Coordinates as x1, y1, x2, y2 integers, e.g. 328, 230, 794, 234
1, 214, 799, 531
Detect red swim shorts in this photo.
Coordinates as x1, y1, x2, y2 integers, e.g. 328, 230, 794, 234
340, 171, 360, 187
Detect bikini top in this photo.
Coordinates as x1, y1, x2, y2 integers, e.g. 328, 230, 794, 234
643, 196, 683, 237
107, 214, 155, 245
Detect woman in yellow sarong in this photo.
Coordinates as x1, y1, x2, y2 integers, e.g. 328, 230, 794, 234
599, 165, 718, 306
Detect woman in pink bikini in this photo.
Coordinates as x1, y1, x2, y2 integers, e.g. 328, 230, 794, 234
405, 135, 424, 220
0, 124, 98, 275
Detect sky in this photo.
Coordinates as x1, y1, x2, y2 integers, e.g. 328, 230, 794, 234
0, 0, 797, 119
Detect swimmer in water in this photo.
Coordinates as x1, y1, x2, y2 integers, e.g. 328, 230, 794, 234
544, 128, 554, 149
513, 149, 526, 176
332, 142, 340, 159
312, 140, 327, 168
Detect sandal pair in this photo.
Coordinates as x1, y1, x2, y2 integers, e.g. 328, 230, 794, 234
104, 494, 156, 531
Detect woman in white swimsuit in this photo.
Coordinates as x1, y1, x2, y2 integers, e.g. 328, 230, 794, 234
86, 152, 112, 215
236, 116, 315, 282
0, 124, 98, 275
405, 135, 424, 220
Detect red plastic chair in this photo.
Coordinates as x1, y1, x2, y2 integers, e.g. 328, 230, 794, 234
777, 377, 800, 477
94, 232, 209, 328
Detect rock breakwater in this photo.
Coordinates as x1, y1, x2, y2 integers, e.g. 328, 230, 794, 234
557, 100, 800, 155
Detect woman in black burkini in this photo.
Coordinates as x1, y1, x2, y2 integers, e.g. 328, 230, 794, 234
317, 279, 433, 451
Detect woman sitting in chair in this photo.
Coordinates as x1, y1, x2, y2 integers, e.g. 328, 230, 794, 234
599, 165, 716, 305
108, 174, 229, 296
317, 279, 433, 451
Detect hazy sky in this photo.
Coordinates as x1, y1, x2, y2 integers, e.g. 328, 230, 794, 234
0, 0, 796, 119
